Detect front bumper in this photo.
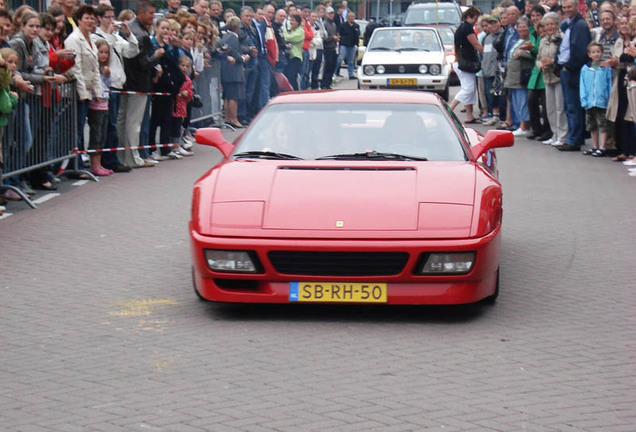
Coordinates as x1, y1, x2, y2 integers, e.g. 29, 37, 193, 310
190, 224, 501, 305
358, 73, 448, 91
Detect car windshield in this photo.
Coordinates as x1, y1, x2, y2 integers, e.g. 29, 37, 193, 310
437, 27, 455, 46
369, 29, 442, 52
405, 5, 461, 26
234, 103, 467, 161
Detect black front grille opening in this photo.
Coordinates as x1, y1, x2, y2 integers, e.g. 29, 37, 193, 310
268, 251, 409, 276
214, 279, 259, 290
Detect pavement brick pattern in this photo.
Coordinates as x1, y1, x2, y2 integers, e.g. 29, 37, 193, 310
1, 86, 635, 431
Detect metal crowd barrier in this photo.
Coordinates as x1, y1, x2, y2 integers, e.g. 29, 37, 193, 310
0, 82, 91, 209
190, 59, 223, 128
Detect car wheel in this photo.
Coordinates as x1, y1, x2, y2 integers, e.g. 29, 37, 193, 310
440, 84, 450, 102
482, 267, 500, 305
192, 266, 207, 301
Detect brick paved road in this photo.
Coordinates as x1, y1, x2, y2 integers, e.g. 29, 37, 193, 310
1, 83, 635, 432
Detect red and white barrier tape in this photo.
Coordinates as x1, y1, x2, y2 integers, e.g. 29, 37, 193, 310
106, 90, 172, 96
74, 143, 180, 154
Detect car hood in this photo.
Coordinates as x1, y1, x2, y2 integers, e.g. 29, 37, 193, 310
362, 50, 444, 65
202, 161, 476, 239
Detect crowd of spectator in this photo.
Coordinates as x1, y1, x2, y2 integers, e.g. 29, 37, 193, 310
0, 0, 364, 210
1, 0, 635, 212
452, 0, 636, 177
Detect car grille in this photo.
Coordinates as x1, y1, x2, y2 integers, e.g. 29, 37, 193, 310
268, 251, 409, 276
384, 64, 421, 74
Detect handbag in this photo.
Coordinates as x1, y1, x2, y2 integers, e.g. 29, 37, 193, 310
458, 57, 481, 74
273, 71, 293, 92
190, 94, 203, 108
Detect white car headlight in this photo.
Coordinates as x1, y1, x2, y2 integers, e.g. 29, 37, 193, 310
363, 65, 375, 76
205, 249, 259, 273
416, 252, 475, 275
429, 64, 442, 75
376, 65, 386, 74
419, 64, 428, 74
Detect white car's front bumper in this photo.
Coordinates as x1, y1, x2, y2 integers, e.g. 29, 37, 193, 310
358, 72, 449, 91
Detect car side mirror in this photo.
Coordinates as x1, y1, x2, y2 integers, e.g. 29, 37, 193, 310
195, 128, 234, 159
470, 130, 514, 160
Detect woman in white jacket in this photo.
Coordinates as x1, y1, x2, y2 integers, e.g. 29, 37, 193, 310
64, 5, 102, 172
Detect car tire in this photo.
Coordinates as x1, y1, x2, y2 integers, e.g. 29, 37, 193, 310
439, 84, 450, 102
482, 267, 500, 305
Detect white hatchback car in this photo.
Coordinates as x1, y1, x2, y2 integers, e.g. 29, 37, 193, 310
358, 27, 451, 101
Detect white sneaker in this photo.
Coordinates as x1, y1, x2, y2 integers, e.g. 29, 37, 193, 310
628, 170, 636, 177
181, 139, 193, 150
551, 140, 562, 147
151, 152, 169, 161
622, 159, 636, 166
512, 128, 529, 137
482, 116, 500, 126
542, 137, 555, 145
176, 146, 194, 157
167, 150, 183, 160
144, 158, 159, 165
628, 167, 636, 172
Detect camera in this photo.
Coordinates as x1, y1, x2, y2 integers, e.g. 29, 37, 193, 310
46, 70, 55, 76
113, 21, 122, 27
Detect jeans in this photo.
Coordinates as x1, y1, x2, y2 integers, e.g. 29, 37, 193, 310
510, 88, 529, 124
483, 76, 503, 115
102, 91, 122, 168
311, 49, 323, 89
239, 66, 258, 122
284, 57, 302, 91
321, 49, 337, 89
560, 69, 585, 147
256, 54, 271, 111
337, 45, 356, 78
300, 50, 313, 90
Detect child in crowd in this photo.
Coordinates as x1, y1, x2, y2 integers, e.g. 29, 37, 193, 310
169, 55, 193, 158
87, 38, 113, 176
579, 41, 612, 157
0, 48, 20, 203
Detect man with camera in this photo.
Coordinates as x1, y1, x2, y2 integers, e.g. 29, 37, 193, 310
92, 3, 139, 172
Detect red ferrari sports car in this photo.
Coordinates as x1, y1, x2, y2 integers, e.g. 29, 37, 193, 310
190, 90, 513, 305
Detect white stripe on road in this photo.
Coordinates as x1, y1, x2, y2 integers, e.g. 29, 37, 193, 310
32, 193, 60, 205
72, 180, 89, 186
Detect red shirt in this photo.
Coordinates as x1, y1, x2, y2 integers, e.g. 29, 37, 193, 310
173, 75, 193, 118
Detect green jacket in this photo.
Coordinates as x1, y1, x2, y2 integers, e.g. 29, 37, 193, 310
0, 89, 18, 127
284, 26, 305, 61
527, 29, 544, 90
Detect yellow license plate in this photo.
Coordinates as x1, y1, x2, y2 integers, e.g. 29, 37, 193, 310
289, 282, 387, 303
388, 78, 417, 86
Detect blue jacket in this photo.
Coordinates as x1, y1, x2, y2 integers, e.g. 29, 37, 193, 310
579, 64, 612, 110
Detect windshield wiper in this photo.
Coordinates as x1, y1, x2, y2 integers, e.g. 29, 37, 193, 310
399, 47, 430, 52
317, 151, 428, 161
233, 151, 303, 160
370, 46, 396, 51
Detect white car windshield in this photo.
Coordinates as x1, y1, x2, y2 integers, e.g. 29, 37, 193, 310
369, 29, 442, 52
405, 6, 461, 26
233, 103, 467, 161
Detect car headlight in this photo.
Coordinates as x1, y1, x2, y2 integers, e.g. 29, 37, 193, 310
376, 65, 386, 74
205, 249, 259, 273
419, 64, 428, 74
429, 64, 441, 75
363, 65, 375, 76
416, 252, 475, 275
